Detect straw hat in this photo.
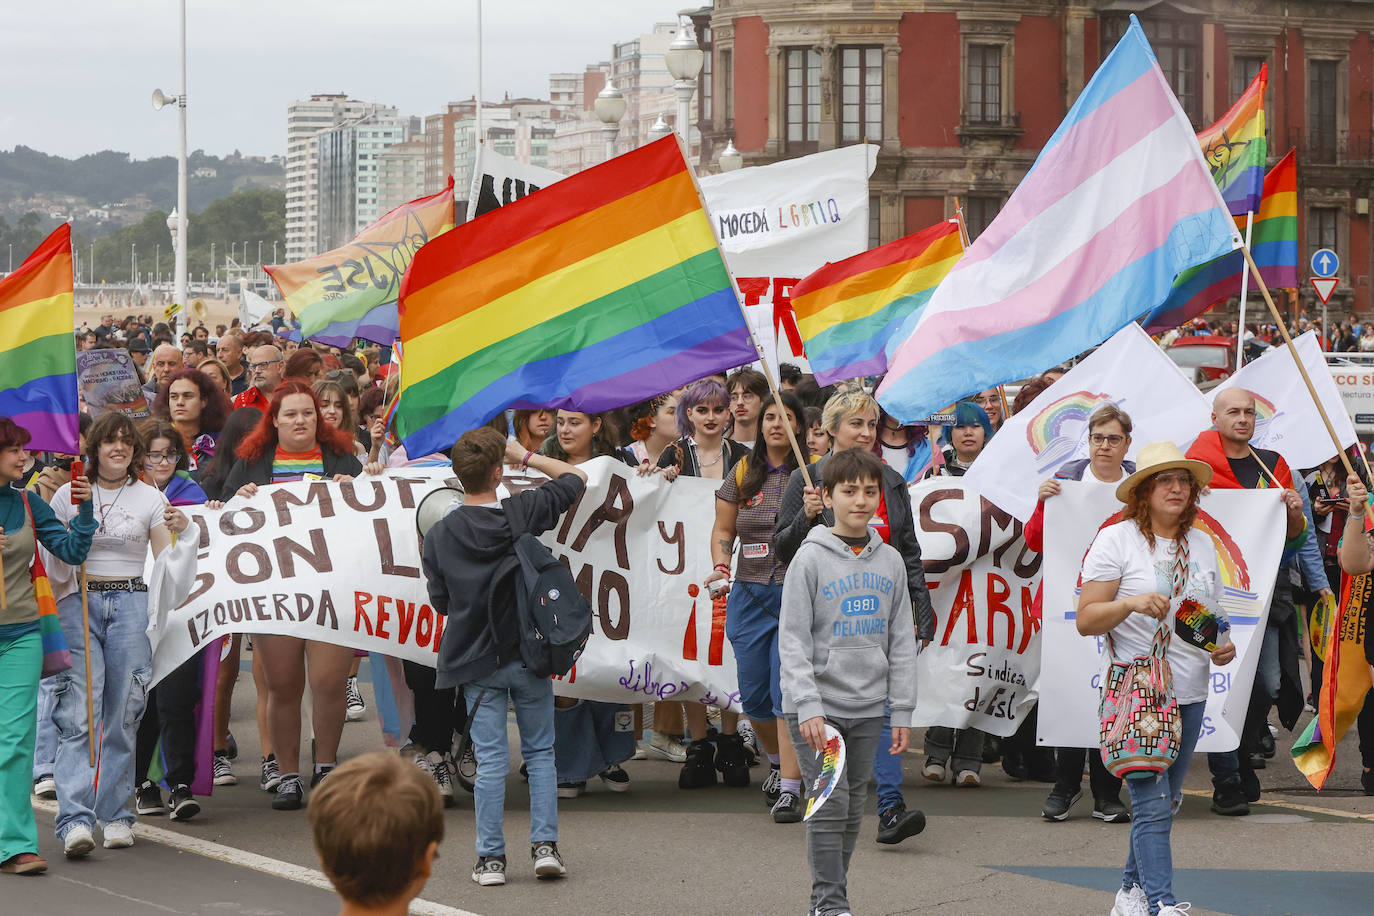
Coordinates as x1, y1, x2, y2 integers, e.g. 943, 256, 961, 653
1115, 441, 1213, 502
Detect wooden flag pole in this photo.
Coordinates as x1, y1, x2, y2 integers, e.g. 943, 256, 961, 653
78, 564, 95, 767
1241, 245, 1356, 478
671, 132, 813, 488
1247, 446, 1285, 489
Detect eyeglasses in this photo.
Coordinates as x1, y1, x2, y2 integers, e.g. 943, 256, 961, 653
1154, 471, 1193, 487
248, 359, 282, 371
973, 395, 999, 405
1089, 434, 1126, 447
326, 369, 355, 380
144, 452, 175, 464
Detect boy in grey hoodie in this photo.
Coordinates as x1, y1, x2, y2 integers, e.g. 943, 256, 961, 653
780, 449, 919, 916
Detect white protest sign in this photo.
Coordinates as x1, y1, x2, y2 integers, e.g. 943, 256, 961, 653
910, 478, 1042, 736
239, 287, 275, 329
150, 461, 742, 711
466, 147, 563, 222
1036, 481, 1286, 752
77, 348, 149, 419
964, 324, 1211, 522
1211, 330, 1357, 469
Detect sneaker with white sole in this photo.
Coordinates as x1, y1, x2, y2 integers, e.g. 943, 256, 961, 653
1157, 905, 1192, 916
639, 733, 688, 763
455, 740, 477, 793
761, 766, 782, 806
135, 780, 166, 815
472, 855, 506, 886
32, 775, 56, 800
922, 758, 947, 782
423, 750, 455, 807
213, 751, 237, 787
168, 784, 201, 821
102, 822, 134, 849
598, 764, 630, 792
345, 675, 366, 721
736, 719, 761, 767
954, 769, 981, 788
260, 754, 281, 792
531, 841, 566, 879
62, 825, 95, 859
557, 781, 585, 798
1111, 884, 1148, 916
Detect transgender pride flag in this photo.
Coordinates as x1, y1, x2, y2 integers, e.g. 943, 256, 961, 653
877, 16, 1241, 423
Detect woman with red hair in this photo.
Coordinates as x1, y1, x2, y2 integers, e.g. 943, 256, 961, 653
221, 379, 363, 811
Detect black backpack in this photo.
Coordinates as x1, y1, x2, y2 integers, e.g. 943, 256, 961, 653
495, 495, 593, 678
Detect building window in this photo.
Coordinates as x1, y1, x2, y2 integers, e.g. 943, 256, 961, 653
840, 46, 883, 143
720, 49, 733, 127
785, 48, 821, 151
701, 44, 713, 122
868, 196, 881, 249
1231, 55, 1265, 102
1309, 206, 1338, 263
964, 196, 1002, 242
966, 44, 1002, 124
1309, 59, 1339, 162
1103, 16, 1199, 122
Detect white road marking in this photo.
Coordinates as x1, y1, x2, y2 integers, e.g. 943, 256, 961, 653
32, 799, 481, 916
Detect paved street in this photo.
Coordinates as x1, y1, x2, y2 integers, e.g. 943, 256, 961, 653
13, 664, 1374, 916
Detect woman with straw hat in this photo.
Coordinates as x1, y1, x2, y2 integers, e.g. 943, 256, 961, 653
1075, 441, 1237, 916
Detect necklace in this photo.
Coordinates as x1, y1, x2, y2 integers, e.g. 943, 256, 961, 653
95, 479, 128, 533
698, 448, 723, 468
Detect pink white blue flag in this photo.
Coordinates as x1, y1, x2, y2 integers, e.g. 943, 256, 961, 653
877, 15, 1242, 423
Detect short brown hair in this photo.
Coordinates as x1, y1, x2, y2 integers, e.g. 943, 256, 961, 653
1087, 402, 1134, 435
309, 752, 443, 907
0, 417, 33, 452
823, 447, 884, 493
451, 425, 506, 493
85, 412, 145, 483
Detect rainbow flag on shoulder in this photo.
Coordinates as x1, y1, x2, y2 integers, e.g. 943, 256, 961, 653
791, 220, 962, 386
1198, 64, 1267, 216
395, 136, 757, 458
0, 224, 79, 453
265, 178, 455, 348
1140, 148, 1297, 334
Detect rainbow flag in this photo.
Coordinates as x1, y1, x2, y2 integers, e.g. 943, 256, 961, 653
265, 178, 455, 348
1140, 148, 1297, 334
0, 224, 79, 453
396, 136, 757, 458
1198, 64, 1267, 216
791, 220, 962, 386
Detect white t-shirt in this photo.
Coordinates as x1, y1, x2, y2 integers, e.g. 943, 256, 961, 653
1079, 520, 1222, 704
52, 479, 166, 577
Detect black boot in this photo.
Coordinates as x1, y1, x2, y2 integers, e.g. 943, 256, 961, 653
714, 733, 750, 787
678, 739, 717, 789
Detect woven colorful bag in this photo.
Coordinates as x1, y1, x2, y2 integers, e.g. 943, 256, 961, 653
21, 491, 73, 678
1098, 621, 1180, 778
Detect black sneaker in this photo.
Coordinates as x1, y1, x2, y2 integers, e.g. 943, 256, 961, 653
875, 804, 926, 844
981, 735, 1002, 764
135, 780, 166, 816
1259, 730, 1276, 759
225, 729, 238, 760
455, 740, 477, 793
310, 765, 335, 788
260, 754, 281, 792
1001, 749, 1029, 781
472, 855, 507, 886
761, 765, 781, 806
1210, 783, 1250, 816
771, 790, 803, 823
1041, 790, 1081, 822
272, 775, 304, 810
1240, 765, 1262, 802
212, 750, 237, 786
679, 738, 717, 789
531, 841, 566, 879
168, 784, 201, 821
598, 764, 630, 792
1363, 769, 1374, 796
1092, 797, 1130, 823
714, 732, 750, 787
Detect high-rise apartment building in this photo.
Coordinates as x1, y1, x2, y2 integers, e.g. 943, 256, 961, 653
315, 109, 418, 251
284, 93, 374, 261
377, 137, 428, 213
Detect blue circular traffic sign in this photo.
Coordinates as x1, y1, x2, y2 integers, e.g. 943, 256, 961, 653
1312, 248, 1339, 278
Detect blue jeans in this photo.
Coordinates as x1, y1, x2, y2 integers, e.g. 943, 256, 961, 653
32, 677, 57, 780
1122, 701, 1205, 915
465, 660, 557, 858
724, 582, 784, 720
874, 702, 904, 814
52, 590, 152, 837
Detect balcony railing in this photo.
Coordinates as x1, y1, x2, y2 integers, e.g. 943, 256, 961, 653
1288, 127, 1374, 165
956, 111, 1023, 146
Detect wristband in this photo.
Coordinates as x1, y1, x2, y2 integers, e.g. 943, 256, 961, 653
714, 563, 730, 573
522, 450, 532, 469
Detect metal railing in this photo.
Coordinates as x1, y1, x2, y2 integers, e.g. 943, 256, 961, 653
1287, 127, 1374, 164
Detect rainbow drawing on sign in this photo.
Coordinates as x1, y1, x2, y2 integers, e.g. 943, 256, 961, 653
803, 724, 847, 821
1249, 393, 1282, 450
1025, 391, 1113, 474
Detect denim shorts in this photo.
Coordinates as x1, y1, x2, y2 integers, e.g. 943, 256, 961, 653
724, 581, 784, 720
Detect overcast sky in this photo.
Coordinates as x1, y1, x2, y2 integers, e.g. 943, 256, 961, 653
1, 0, 682, 160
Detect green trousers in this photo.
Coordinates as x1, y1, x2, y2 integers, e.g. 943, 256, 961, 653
0, 630, 41, 863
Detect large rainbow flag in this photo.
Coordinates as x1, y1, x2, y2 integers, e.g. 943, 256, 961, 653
791, 219, 962, 386
1140, 148, 1297, 334
395, 136, 757, 458
1198, 64, 1267, 217
0, 224, 79, 453
265, 178, 455, 347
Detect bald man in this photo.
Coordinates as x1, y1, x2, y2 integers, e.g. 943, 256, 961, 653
142, 343, 186, 401
231, 344, 285, 412
1187, 385, 1308, 818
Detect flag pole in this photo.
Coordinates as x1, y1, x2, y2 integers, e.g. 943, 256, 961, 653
671, 133, 814, 489
1235, 211, 1255, 367
952, 197, 1012, 423
1241, 245, 1356, 477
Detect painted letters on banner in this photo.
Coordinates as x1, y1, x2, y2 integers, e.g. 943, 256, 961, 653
465, 147, 563, 222
1037, 480, 1286, 752
909, 478, 1042, 736
149, 461, 741, 711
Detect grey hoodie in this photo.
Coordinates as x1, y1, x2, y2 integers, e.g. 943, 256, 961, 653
779, 526, 918, 727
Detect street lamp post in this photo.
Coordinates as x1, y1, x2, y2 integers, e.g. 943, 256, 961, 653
594, 83, 627, 163
718, 139, 743, 172
151, 0, 189, 336
647, 115, 672, 144
258, 240, 263, 266
665, 17, 705, 153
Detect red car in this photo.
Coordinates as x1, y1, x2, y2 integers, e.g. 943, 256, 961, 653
1165, 336, 1237, 382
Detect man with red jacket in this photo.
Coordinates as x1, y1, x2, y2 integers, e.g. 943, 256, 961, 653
1186, 387, 1306, 817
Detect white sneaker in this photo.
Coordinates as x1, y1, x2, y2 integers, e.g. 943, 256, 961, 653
955, 769, 981, 787
345, 675, 366, 721
102, 821, 134, 849
63, 825, 95, 859
32, 775, 56, 800
1157, 905, 1192, 916
922, 759, 946, 782
640, 733, 688, 763
1111, 884, 1149, 916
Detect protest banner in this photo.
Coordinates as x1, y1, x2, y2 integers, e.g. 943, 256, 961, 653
909, 478, 1042, 736
1037, 480, 1286, 753
77, 348, 149, 419
149, 460, 742, 711
1211, 329, 1357, 470
465, 146, 563, 222
963, 324, 1212, 522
